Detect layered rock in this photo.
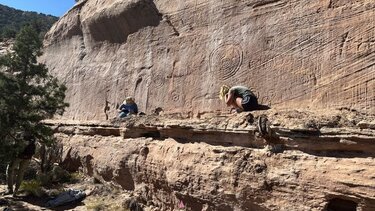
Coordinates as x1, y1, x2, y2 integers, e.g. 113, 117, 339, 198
47, 109, 375, 210
41, 0, 375, 120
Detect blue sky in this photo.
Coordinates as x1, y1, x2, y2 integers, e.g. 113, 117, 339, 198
0, 0, 76, 17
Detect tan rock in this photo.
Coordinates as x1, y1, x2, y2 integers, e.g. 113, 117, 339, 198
57, 136, 375, 211
41, 0, 375, 120
358, 120, 375, 129
51, 109, 375, 210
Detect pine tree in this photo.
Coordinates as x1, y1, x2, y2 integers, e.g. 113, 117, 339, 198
0, 25, 68, 165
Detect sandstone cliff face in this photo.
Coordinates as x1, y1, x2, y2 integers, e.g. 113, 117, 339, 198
48, 110, 375, 210
41, 1, 375, 210
41, 0, 375, 120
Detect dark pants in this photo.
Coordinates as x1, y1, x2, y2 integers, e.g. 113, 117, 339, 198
241, 95, 258, 111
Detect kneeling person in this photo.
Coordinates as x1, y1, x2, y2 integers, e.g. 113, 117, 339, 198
220, 85, 258, 112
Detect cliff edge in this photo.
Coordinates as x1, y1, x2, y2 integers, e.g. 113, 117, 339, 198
44, 109, 375, 210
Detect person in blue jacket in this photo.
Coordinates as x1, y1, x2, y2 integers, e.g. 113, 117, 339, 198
118, 97, 138, 118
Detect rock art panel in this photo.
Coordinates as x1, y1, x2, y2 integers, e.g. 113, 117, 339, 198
209, 43, 243, 81
41, 0, 375, 120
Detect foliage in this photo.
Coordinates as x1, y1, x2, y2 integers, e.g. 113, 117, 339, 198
38, 165, 76, 187
20, 179, 45, 197
0, 26, 68, 164
0, 4, 58, 39
38, 140, 64, 173
22, 170, 82, 198
68, 172, 83, 184
21, 166, 81, 197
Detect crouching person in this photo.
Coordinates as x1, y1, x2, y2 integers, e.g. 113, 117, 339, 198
219, 85, 259, 113
118, 97, 138, 118
6, 132, 36, 196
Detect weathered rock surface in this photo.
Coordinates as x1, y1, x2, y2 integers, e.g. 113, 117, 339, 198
49, 109, 375, 210
39, 0, 375, 209
41, 0, 375, 120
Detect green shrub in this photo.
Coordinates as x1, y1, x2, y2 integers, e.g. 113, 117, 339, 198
68, 172, 82, 183
20, 179, 45, 197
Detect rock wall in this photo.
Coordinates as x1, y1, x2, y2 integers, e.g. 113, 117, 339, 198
41, 0, 375, 119
50, 110, 375, 210
59, 136, 375, 211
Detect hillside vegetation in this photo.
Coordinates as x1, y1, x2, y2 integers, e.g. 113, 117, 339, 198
0, 4, 58, 39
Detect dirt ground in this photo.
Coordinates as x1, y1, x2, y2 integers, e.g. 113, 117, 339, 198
0, 177, 135, 211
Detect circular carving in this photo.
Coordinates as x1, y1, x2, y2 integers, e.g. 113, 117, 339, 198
170, 90, 180, 102
210, 43, 243, 80
153, 74, 165, 88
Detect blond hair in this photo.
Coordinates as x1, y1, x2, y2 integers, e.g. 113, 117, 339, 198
219, 85, 230, 100
123, 97, 135, 104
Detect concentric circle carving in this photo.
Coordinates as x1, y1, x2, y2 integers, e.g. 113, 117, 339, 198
153, 74, 165, 88
209, 43, 243, 80
170, 90, 180, 102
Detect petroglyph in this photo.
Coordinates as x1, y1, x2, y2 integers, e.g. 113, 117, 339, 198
210, 43, 243, 81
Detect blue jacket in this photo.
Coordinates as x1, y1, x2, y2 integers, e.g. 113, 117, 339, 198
119, 103, 138, 114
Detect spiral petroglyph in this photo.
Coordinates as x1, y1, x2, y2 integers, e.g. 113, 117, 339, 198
210, 43, 243, 80
153, 74, 165, 88
170, 90, 180, 102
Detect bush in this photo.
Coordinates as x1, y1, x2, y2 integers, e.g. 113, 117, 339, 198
1, 27, 17, 38
20, 179, 45, 197
38, 165, 80, 187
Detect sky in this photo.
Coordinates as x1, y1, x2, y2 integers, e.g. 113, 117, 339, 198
0, 0, 76, 17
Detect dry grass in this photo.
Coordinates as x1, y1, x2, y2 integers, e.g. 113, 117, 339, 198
85, 197, 129, 211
